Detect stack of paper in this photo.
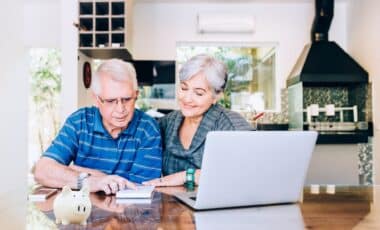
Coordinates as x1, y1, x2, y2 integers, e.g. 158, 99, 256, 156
28, 187, 58, 202
116, 185, 155, 199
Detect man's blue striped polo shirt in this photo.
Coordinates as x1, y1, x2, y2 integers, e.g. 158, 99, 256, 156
43, 106, 162, 183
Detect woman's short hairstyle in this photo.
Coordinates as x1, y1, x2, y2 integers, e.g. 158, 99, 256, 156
91, 58, 138, 95
179, 54, 227, 95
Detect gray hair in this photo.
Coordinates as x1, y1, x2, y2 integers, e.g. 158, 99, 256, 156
91, 59, 138, 95
179, 54, 227, 95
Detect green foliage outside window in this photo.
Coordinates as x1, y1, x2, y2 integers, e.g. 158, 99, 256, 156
29, 49, 61, 155
177, 45, 276, 111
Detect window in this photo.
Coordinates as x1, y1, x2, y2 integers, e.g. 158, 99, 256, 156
177, 43, 277, 113
28, 49, 61, 173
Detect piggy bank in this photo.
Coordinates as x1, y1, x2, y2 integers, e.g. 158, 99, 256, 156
53, 185, 92, 225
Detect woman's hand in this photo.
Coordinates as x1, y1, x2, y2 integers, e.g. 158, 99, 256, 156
194, 169, 201, 185
143, 171, 186, 187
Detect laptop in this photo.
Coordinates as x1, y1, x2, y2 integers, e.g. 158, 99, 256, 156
174, 131, 318, 210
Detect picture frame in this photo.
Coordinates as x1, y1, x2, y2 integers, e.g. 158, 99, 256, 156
83, 61, 92, 89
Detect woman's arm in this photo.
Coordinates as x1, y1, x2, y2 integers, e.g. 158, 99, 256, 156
143, 169, 201, 187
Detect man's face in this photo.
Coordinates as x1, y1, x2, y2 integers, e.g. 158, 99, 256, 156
94, 72, 138, 132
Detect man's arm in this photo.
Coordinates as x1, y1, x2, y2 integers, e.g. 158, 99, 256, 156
69, 164, 107, 177
34, 110, 136, 193
34, 157, 136, 194
34, 157, 79, 189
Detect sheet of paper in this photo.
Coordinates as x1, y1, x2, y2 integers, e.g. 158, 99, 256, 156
116, 185, 155, 199
28, 187, 58, 202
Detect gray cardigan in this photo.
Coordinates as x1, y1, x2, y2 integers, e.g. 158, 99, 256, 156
159, 104, 252, 175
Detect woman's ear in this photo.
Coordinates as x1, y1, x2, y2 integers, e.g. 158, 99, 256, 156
213, 92, 222, 104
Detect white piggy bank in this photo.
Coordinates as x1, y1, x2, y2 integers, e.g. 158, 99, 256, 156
53, 185, 92, 225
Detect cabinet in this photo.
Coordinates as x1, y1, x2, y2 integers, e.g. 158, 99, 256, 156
78, 0, 131, 59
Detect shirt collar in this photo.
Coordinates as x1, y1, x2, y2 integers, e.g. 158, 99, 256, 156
94, 108, 106, 134
172, 104, 222, 151
121, 110, 140, 136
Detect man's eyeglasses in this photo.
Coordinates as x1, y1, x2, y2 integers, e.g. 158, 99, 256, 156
97, 96, 135, 108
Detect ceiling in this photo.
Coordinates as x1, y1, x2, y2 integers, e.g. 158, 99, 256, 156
135, 0, 349, 3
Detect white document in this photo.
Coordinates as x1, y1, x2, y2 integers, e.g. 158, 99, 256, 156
28, 187, 58, 202
116, 185, 155, 199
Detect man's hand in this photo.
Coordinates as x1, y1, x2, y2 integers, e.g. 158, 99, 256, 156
90, 193, 126, 213
85, 175, 137, 195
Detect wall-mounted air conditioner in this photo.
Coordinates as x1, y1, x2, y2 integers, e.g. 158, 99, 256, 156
197, 13, 255, 34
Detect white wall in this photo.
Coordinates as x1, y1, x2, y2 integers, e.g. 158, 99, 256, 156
0, 1, 27, 228
23, 1, 60, 48
132, 1, 348, 91
347, 0, 380, 184
305, 144, 359, 185
61, 0, 79, 120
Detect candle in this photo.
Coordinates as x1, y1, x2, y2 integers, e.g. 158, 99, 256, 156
310, 184, 320, 194
326, 184, 335, 194
310, 104, 319, 116
325, 104, 335, 116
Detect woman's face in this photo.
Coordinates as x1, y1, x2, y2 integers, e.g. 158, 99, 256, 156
177, 73, 217, 118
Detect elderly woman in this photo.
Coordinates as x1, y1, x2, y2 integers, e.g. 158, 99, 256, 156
144, 54, 252, 186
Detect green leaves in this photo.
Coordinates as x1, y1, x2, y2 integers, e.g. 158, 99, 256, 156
29, 49, 61, 153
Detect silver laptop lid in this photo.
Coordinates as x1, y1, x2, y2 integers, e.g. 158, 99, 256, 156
194, 131, 317, 209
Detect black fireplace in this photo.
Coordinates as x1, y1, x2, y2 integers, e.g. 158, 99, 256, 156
287, 0, 372, 144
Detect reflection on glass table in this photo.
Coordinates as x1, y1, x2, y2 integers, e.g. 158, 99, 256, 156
194, 204, 303, 230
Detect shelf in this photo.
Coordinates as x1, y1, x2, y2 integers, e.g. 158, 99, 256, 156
95, 18, 109, 31
79, 32, 93, 35
302, 122, 373, 144
111, 18, 124, 31
79, 34, 93, 47
112, 2, 124, 15
79, 15, 93, 18
79, 47, 132, 60
80, 2, 93, 15
96, 2, 109, 15
316, 131, 372, 144
95, 34, 109, 47
79, 18, 93, 31
78, 0, 128, 59
111, 33, 124, 46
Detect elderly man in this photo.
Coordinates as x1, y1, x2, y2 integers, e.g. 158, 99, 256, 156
34, 59, 162, 194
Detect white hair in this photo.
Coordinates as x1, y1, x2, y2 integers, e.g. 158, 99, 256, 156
179, 54, 227, 95
91, 59, 138, 95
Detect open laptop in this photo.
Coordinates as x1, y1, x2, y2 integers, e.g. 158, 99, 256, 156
174, 131, 318, 210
